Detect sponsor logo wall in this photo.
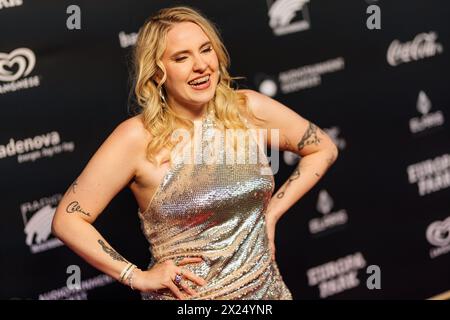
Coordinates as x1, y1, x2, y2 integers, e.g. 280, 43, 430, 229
0, 0, 449, 299
0, 48, 40, 94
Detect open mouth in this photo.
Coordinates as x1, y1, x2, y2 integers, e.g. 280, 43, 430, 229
188, 75, 210, 88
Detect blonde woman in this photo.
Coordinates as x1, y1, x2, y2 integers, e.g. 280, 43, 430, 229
52, 6, 338, 300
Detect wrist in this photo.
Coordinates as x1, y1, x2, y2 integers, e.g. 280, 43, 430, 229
265, 211, 280, 225
131, 268, 144, 291
118, 262, 140, 290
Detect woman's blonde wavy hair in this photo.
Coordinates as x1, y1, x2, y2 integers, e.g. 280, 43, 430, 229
132, 6, 264, 166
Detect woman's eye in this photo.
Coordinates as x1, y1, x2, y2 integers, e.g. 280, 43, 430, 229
174, 47, 212, 62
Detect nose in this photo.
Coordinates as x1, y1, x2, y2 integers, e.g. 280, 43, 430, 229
192, 53, 208, 72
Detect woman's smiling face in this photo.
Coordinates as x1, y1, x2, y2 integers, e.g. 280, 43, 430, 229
160, 21, 220, 118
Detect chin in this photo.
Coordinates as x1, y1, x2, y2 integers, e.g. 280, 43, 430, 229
187, 88, 216, 103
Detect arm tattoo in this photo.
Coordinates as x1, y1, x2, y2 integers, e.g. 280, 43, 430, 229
275, 162, 302, 199
275, 123, 328, 198
69, 180, 78, 193
64, 179, 78, 195
98, 239, 127, 262
297, 122, 322, 151
66, 201, 91, 217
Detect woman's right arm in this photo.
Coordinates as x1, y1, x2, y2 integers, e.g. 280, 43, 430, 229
51, 118, 147, 284
51, 117, 206, 299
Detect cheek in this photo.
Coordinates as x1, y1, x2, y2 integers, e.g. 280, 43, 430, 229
166, 66, 189, 85
210, 53, 219, 69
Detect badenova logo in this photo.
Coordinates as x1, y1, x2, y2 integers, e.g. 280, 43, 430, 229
387, 32, 443, 67
407, 154, 450, 196
409, 91, 445, 134
0, 131, 75, 164
0, 0, 23, 10
268, 0, 311, 36
309, 190, 348, 234
307, 252, 367, 298
426, 216, 450, 259
21, 194, 64, 254
0, 47, 40, 94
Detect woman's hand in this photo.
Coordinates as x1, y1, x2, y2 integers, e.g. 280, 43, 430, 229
133, 257, 207, 300
265, 214, 278, 262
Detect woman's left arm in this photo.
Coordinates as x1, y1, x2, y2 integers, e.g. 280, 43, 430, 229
241, 89, 339, 259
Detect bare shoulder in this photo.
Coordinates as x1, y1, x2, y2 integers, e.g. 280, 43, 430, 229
236, 89, 294, 128
109, 114, 152, 150
235, 89, 266, 121
236, 89, 263, 113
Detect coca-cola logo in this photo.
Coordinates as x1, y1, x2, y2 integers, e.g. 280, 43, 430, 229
387, 32, 443, 66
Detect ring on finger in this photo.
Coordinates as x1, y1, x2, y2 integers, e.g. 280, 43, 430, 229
174, 273, 183, 285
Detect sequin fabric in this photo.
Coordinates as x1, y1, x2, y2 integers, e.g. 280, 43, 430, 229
138, 109, 293, 300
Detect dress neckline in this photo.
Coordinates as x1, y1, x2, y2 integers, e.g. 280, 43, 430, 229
139, 109, 215, 214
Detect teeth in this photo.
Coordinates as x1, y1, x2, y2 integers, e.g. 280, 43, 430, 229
189, 75, 209, 85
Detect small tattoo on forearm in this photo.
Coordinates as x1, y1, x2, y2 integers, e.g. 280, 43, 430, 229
98, 239, 127, 262
66, 201, 91, 217
70, 180, 78, 193
297, 122, 322, 151
64, 179, 78, 196
315, 173, 320, 177
276, 162, 302, 199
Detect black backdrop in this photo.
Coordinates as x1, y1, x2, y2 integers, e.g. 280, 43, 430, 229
1, 0, 449, 300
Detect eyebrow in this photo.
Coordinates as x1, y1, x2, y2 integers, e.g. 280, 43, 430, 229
170, 41, 212, 58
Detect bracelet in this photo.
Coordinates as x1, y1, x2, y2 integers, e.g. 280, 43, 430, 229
119, 262, 135, 283
122, 264, 136, 285
127, 267, 139, 290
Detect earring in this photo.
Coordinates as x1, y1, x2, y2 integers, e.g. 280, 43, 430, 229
159, 87, 166, 105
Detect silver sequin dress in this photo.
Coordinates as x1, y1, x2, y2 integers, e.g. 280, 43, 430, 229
138, 109, 293, 300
